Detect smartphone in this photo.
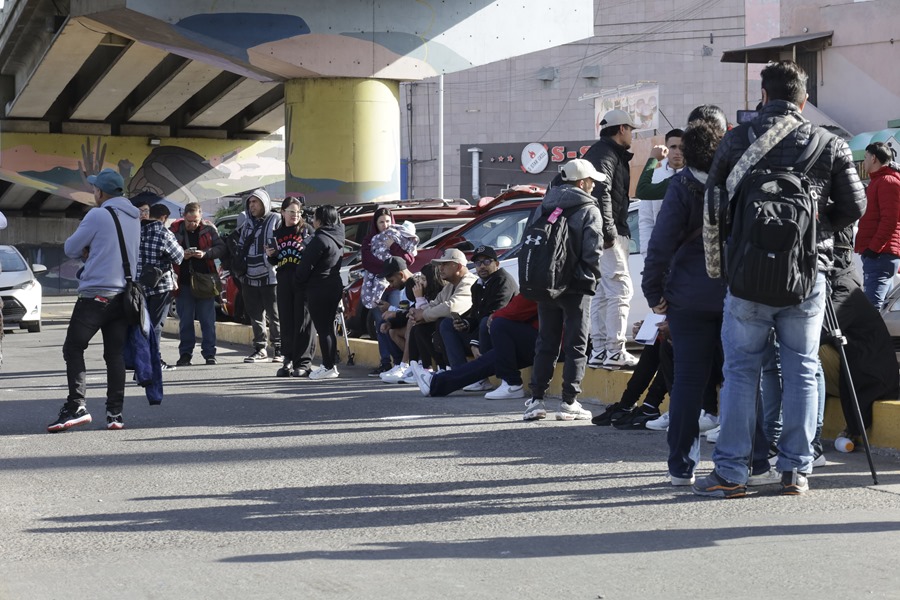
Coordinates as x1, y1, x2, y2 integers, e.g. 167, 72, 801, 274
186, 247, 197, 253
267, 237, 277, 248
450, 312, 462, 322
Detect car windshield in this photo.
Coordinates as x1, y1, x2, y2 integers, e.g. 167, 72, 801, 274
0, 246, 27, 272
460, 208, 533, 249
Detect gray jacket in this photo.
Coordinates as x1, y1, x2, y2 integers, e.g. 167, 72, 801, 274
539, 184, 603, 295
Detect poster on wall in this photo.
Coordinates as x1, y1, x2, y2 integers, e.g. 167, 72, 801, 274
594, 83, 660, 138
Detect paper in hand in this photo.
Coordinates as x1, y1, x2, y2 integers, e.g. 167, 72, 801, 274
635, 313, 667, 345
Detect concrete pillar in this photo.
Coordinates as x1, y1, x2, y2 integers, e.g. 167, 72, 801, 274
285, 78, 401, 205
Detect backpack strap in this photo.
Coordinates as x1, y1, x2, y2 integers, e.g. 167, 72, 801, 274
725, 114, 803, 200
105, 207, 134, 283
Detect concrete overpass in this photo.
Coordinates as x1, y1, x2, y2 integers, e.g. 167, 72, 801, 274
0, 0, 595, 218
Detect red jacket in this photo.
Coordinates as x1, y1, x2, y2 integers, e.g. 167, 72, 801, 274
856, 164, 900, 257
492, 293, 539, 330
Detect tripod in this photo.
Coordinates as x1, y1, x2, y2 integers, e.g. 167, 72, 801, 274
334, 300, 355, 366
823, 289, 878, 485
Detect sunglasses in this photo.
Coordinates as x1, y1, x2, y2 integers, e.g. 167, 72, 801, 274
473, 258, 495, 266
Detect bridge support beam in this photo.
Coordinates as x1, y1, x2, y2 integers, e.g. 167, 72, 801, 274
285, 78, 400, 205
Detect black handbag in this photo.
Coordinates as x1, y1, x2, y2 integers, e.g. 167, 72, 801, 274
106, 207, 146, 326
190, 266, 222, 299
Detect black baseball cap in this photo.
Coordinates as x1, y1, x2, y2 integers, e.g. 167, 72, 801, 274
378, 256, 408, 278
471, 245, 498, 262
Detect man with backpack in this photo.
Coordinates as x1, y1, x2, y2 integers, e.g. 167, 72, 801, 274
694, 60, 866, 498
520, 159, 605, 422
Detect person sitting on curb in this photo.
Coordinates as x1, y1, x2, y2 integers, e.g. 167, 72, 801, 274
438, 244, 517, 392
410, 293, 538, 398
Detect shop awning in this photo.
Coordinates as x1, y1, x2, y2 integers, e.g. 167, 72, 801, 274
721, 31, 833, 64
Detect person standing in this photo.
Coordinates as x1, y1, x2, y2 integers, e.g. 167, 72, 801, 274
138, 202, 184, 369
634, 128, 684, 258
694, 60, 866, 498
296, 205, 346, 380
855, 141, 900, 310
170, 202, 226, 366
237, 188, 282, 363
583, 109, 640, 370
48, 168, 140, 432
523, 159, 604, 422
266, 197, 315, 377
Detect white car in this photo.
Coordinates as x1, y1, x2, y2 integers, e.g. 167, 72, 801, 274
0, 245, 46, 333
494, 202, 650, 340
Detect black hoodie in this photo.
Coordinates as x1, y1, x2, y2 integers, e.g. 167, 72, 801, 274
295, 222, 346, 286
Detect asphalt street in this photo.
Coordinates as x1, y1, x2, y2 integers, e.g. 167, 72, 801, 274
2, 303, 900, 600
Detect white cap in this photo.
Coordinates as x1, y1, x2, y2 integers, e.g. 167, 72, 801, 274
599, 108, 641, 129
561, 159, 607, 183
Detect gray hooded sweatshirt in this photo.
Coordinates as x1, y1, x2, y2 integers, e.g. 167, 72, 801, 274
238, 187, 281, 286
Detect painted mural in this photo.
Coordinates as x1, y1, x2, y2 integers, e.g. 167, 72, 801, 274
0, 133, 285, 205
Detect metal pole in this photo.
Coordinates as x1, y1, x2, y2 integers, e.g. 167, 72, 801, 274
438, 73, 444, 199
468, 147, 482, 200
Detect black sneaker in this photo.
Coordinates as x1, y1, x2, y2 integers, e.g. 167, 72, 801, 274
780, 470, 809, 495
692, 470, 747, 499
271, 347, 284, 363
161, 361, 177, 371
613, 404, 662, 430
276, 366, 291, 377
591, 402, 633, 426
244, 349, 268, 363
205, 357, 217, 365
176, 354, 192, 367
369, 364, 392, 377
292, 367, 310, 377
48, 404, 92, 433
106, 411, 124, 430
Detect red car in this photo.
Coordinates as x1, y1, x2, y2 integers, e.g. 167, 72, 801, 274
342, 185, 546, 337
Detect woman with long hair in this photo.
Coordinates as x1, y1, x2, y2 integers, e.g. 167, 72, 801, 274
296, 205, 346, 380
266, 197, 315, 376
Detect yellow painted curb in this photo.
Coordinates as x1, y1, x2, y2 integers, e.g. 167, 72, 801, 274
161, 317, 900, 452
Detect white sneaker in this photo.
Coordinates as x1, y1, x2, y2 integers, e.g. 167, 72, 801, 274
309, 365, 339, 380
669, 473, 695, 486
399, 368, 418, 385
602, 350, 639, 370
409, 362, 433, 396
812, 451, 827, 468
381, 363, 409, 383
645, 412, 670, 431
698, 410, 719, 433
523, 398, 547, 421
587, 349, 606, 369
748, 467, 780, 487
462, 378, 493, 392
485, 381, 525, 400
705, 425, 720, 443
556, 400, 592, 421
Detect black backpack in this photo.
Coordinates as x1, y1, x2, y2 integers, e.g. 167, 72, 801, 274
725, 129, 828, 307
518, 204, 579, 302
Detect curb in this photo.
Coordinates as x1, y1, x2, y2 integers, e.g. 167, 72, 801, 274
163, 317, 900, 454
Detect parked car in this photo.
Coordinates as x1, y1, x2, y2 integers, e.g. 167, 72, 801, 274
0, 245, 46, 333
411, 218, 473, 246
880, 283, 900, 360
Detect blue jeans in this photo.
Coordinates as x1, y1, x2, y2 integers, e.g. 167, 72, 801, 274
176, 291, 217, 358
665, 308, 722, 479
439, 316, 474, 368
713, 273, 826, 483
376, 289, 405, 366
146, 291, 173, 349
862, 253, 900, 310
490, 317, 537, 385
760, 331, 783, 444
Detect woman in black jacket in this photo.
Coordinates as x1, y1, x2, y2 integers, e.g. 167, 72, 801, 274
266, 197, 315, 377
296, 205, 345, 380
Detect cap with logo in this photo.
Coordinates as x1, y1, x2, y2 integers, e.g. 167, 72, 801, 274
599, 108, 641, 129
431, 248, 467, 265
87, 168, 125, 196
561, 159, 607, 183
471, 245, 498, 262
378, 256, 408, 278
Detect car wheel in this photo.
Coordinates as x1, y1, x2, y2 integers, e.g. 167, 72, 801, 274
25, 320, 41, 333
